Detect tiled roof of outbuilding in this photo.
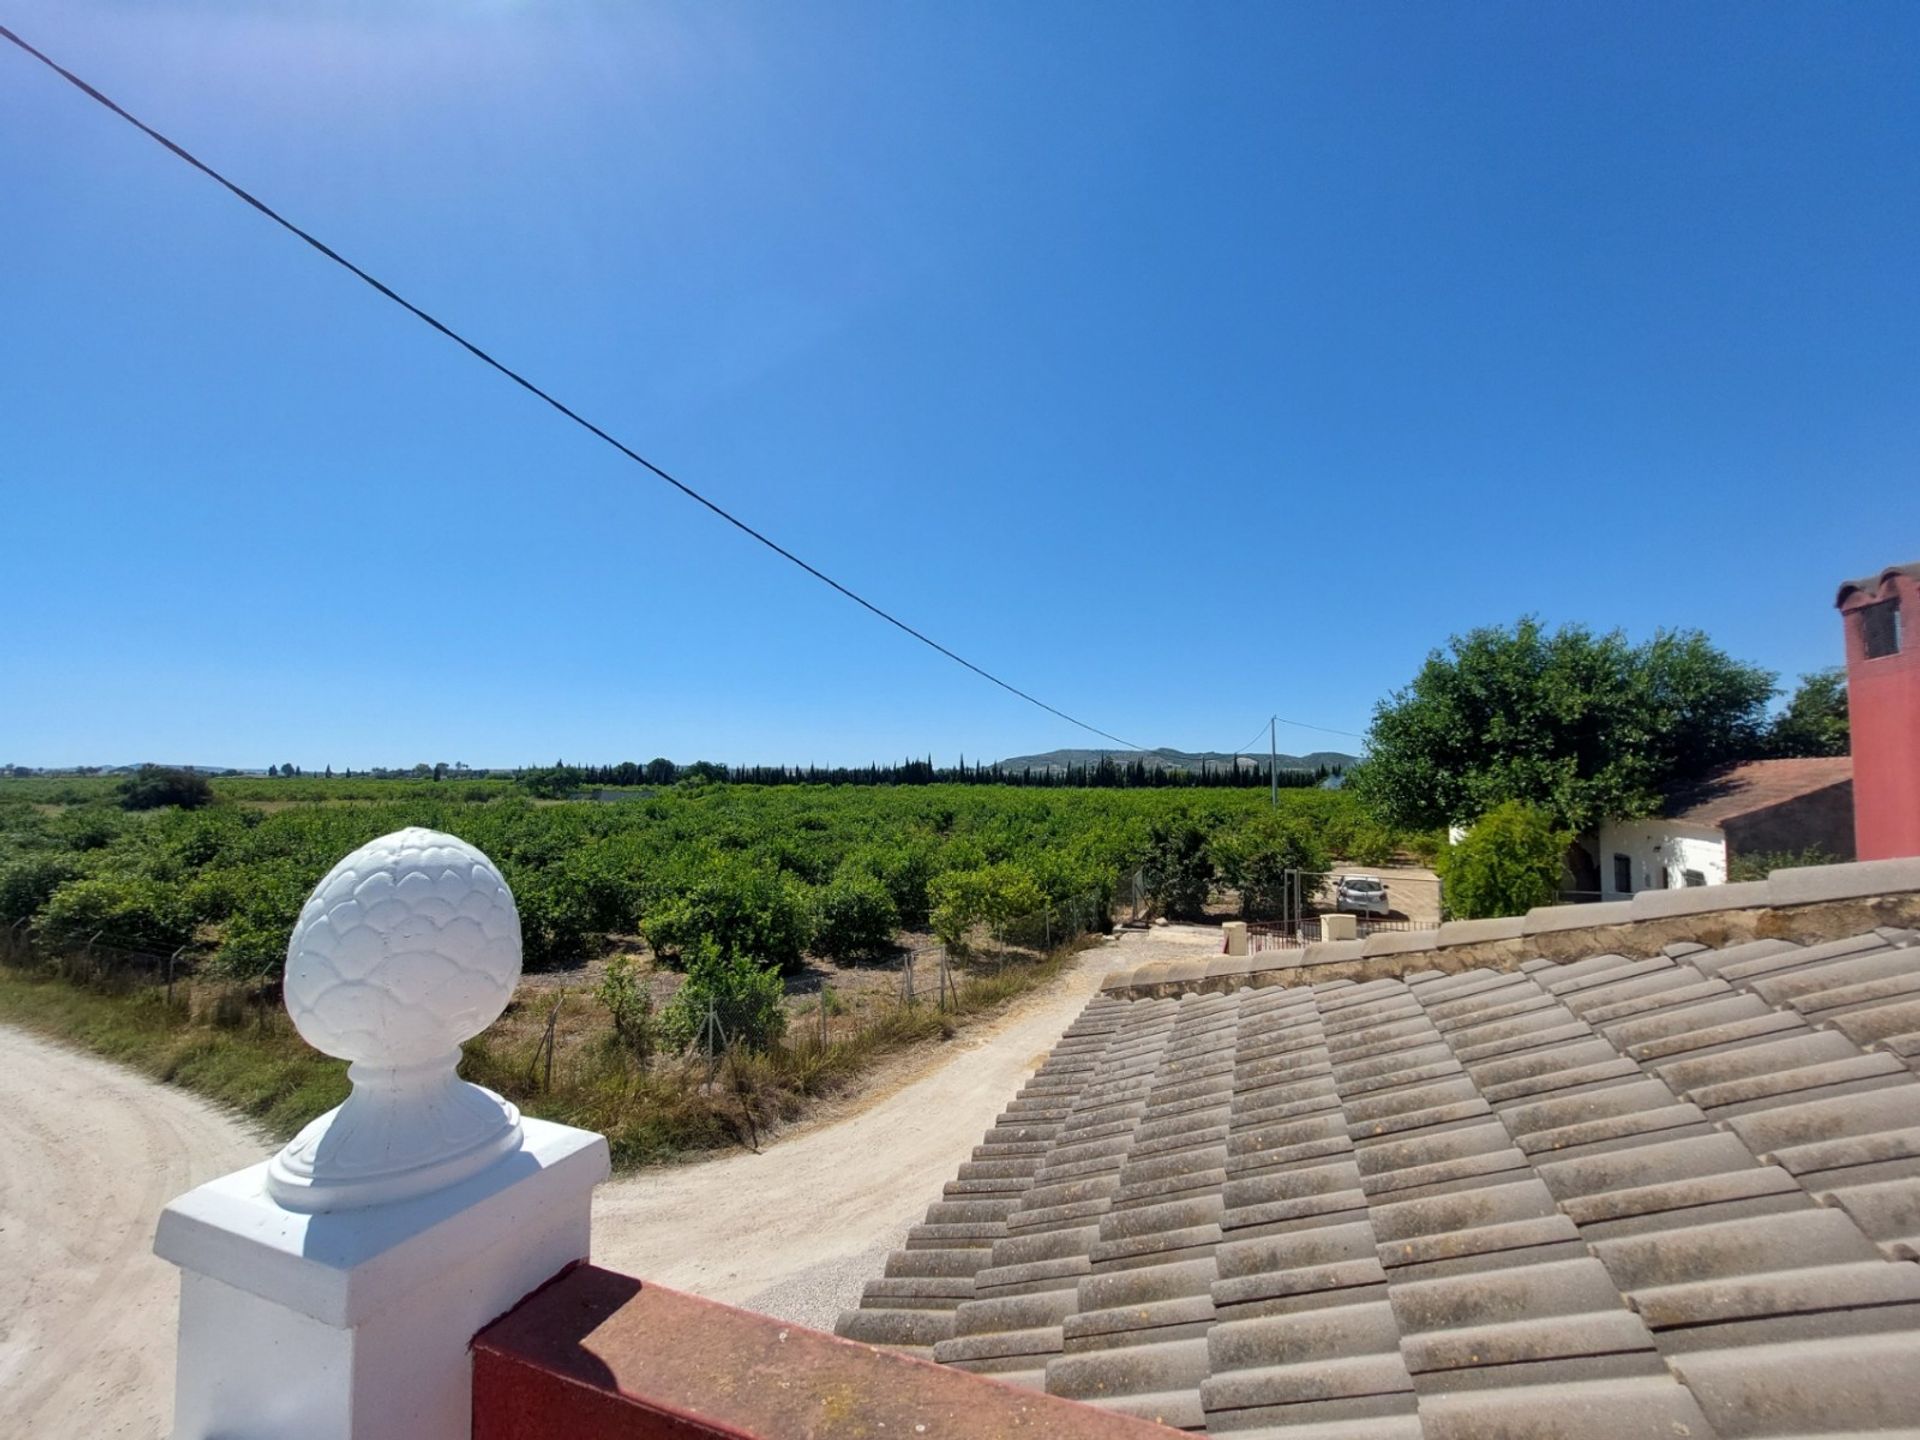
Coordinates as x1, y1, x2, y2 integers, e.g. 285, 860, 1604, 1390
1666, 756, 1853, 826
838, 924, 1920, 1436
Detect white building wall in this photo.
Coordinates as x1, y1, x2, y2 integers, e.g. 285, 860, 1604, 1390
1596, 819, 1728, 900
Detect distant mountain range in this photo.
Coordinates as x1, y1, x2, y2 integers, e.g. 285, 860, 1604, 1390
996, 747, 1355, 775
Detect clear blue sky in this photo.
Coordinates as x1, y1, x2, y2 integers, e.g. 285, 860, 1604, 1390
4, 2, 1916, 771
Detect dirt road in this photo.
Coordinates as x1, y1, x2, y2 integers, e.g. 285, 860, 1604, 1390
0, 1027, 268, 1440
0, 925, 1216, 1436
592, 927, 1217, 1329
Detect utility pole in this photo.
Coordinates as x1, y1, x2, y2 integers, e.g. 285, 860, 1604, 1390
1269, 715, 1278, 808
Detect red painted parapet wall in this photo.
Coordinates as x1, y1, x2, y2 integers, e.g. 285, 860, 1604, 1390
1840, 563, 1920, 861
473, 1263, 1177, 1439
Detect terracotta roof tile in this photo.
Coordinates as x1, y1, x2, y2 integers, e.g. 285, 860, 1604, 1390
840, 919, 1920, 1434
1666, 756, 1853, 825
1836, 559, 1920, 605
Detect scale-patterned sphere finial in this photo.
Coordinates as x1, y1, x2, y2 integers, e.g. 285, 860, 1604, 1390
284, 827, 521, 1067
268, 827, 525, 1212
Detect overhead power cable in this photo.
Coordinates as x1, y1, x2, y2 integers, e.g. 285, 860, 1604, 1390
1230, 713, 1366, 757
1272, 713, 1366, 741
1228, 718, 1272, 761
0, 23, 1146, 751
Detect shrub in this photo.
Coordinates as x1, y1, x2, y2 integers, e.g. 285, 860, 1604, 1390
642, 859, 813, 973
1020, 851, 1114, 937
565, 847, 646, 934
118, 766, 214, 811
929, 863, 1047, 951
1728, 846, 1837, 883
53, 808, 121, 851
1344, 821, 1399, 868
212, 912, 291, 978
843, 839, 937, 928
1439, 801, 1570, 920
179, 868, 247, 928
814, 871, 899, 961
0, 853, 78, 926
164, 812, 244, 869
192, 852, 322, 978
1142, 818, 1215, 920
661, 939, 787, 1053
34, 871, 194, 950
597, 954, 657, 1066
511, 872, 597, 971
1209, 815, 1330, 920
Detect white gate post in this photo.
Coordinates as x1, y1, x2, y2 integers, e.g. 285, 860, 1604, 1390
1320, 911, 1359, 942
154, 828, 609, 1440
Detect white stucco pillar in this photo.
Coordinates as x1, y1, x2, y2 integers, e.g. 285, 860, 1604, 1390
153, 828, 610, 1440
1320, 912, 1358, 942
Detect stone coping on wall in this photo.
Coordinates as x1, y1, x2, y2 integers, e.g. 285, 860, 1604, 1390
472, 1262, 1179, 1440
1102, 857, 1920, 999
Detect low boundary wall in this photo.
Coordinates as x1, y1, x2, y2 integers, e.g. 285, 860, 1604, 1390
1104, 858, 1920, 1000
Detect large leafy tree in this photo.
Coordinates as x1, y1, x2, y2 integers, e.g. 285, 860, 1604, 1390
1351, 619, 1775, 833
1766, 669, 1849, 758
118, 765, 213, 812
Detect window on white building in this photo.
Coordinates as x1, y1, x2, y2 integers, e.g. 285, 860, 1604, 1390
1613, 854, 1633, 894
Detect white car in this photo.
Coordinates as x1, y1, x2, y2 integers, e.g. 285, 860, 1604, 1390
1335, 875, 1390, 916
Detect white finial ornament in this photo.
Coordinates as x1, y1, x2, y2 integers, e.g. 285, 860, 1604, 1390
266, 827, 524, 1211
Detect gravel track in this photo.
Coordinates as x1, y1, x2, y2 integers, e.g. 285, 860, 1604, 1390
0, 1028, 267, 1439
591, 927, 1219, 1329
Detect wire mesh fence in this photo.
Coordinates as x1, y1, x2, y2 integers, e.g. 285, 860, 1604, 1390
3, 918, 172, 985
2, 880, 1117, 1165
690, 883, 1118, 1068
2, 878, 1119, 1113
0, 916, 278, 1022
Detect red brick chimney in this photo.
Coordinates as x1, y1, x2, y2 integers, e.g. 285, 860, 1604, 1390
1837, 562, 1920, 860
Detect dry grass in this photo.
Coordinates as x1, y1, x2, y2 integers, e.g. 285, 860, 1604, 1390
0, 965, 348, 1137
0, 937, 1090, 1167
465, 942, 1081, 1167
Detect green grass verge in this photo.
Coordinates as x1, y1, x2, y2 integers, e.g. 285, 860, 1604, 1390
0, 965, 348, 1138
